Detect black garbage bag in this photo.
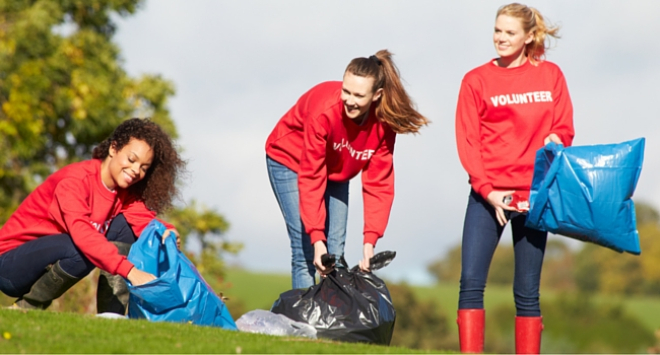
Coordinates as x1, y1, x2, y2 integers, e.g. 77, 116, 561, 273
271, 251, 396, 345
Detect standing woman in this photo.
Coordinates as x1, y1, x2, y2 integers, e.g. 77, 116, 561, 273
0, 118, 185, 313
266, 50, 428, 289
455, 3, 574, 353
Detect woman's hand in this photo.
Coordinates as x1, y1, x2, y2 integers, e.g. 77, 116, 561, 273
544, 133, 562, 145
486, 190, 517, 226
313, 241, 334, 276
126, 267, 156, 286
162, 228, 181, 249
359, 243, 375, 272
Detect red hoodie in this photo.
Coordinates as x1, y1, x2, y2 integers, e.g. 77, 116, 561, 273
455, 59, 575, 201
0, 159, 173, 278
266, 81, 396, 246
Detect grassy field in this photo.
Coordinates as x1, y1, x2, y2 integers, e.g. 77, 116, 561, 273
0, 309, 445, 354
2, 268, 659, 353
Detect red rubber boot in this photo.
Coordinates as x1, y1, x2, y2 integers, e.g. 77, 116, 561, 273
515, 316, 544, 354
457, 309, 485, 353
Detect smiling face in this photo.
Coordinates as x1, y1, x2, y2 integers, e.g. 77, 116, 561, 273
341, 72, 383, 122
493, 14, 534, 66
101, 138, 154, 190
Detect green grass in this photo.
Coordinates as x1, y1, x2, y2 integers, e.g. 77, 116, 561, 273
0, 309, 442, 354
221, 269, 292, 315
3, 268, 659, 353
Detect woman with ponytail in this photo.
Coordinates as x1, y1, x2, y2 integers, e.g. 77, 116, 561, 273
266, 50, 427, 289
455, 3, 574, 353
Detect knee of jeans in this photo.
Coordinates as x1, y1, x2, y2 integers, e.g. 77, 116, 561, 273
106, 214, 136, 243
59, 252, 95, 278
460, 275, 486, 293
514, 294, 541, 317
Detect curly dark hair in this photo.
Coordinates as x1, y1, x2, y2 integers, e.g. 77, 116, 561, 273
92, 118, 185, 213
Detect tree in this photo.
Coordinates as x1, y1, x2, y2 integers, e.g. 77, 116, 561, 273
573, 201, 660, 295
0, 0, 240, 312
388, 282, 455, 350
0, 0, 237, 270
164, 200, 243, 280
0, 0, 174, 222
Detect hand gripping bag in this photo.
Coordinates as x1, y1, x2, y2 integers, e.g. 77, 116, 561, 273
526, 138, 645, 254
270, 251, 396, 345
126, 219, 237, 329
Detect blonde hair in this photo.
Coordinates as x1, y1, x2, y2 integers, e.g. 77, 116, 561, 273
497, 3, 560, 63
345, 50, 429, 134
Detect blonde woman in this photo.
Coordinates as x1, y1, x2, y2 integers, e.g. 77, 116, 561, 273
455, 4, 575, 353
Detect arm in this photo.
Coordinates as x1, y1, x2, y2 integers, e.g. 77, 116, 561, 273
298, 115, 330, 246
361, 130, 396, 246
52, 179, 135, 278
298, 115, 333, 274
456, 79, 515, 225
455, 79, 493, 200
120, 193, 175, 236
547, 69, 575, 146
359, 130, 396, 271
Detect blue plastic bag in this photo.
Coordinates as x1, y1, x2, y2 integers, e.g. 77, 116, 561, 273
126, 220, 237, 329
526, 138, 645, 254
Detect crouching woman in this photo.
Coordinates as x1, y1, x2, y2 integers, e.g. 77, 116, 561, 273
0, 118, 185, 314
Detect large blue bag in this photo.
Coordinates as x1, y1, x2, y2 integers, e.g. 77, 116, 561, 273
126, 220, 237, 329
526, 138, 645, 254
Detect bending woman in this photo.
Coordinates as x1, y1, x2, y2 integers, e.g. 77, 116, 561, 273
455, 3, 574, 353
266, 50, 428, 289
0, 118, 185, 313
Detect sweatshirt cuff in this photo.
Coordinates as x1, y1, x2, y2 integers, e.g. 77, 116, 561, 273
363, 232, 380, 246
478, 183, 494, 201
116, 259, 135, 279
309, 230, 326, 245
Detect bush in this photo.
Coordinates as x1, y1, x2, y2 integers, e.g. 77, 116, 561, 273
486, 292, 654, 353
388, 282, 456, 351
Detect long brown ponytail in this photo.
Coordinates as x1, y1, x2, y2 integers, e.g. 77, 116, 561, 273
345, 50, 429, 134
497, 3, 560, 64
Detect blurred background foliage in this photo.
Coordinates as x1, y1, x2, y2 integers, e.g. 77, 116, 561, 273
1, 1, 659, 353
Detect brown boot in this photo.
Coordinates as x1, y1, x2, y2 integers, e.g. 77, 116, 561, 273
14, 261, 81, 310
96, 241, 131, 315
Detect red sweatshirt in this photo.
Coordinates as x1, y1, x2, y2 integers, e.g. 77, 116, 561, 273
266, 81, 396, 246
455, 59, 575, 201
0, 159, 173, 278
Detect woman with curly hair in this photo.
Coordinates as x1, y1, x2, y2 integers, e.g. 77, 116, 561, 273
266, 49, 428, 289
0, 118, 185, 314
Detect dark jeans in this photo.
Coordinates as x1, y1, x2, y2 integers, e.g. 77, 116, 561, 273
458, 190, 547, 317
0, 214, 136, 298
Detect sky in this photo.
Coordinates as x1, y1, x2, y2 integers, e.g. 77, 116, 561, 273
112, 0, 660, 285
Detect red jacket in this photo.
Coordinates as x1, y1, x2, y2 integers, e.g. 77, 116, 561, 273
0, 159, 173, 278
455, 59, 575, 200
266, 81, 396, 246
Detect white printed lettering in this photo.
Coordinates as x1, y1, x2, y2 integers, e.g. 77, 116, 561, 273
332, 139, 377, 162
489, 90, 555, 107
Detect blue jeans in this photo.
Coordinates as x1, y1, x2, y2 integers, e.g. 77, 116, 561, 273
458, 190, 547, 317
266, 156, 349, 289
0, 214, 137, 297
